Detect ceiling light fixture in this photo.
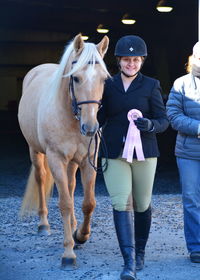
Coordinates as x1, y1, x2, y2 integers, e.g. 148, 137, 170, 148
156, 0, 173, 12
96, 24, 109, 34
121, 14, 136, 25
81, 34, 89, 41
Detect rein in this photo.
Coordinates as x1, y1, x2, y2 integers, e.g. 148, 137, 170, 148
69, 60, 101, 121
88, 129, 108, 173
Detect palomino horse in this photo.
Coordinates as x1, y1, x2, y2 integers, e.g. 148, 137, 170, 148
18, 34, 109, 266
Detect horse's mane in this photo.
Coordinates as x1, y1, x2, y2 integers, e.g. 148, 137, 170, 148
49, 39, 110, 96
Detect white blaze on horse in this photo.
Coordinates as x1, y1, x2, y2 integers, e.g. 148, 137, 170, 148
18, 34, 109, 266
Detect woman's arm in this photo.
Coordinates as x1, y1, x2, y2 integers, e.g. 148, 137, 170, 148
166, 80, 200, 136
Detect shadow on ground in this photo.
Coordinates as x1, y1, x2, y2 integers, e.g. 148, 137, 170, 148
0, 132, 180, 198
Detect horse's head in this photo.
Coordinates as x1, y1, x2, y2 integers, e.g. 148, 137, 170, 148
68, 34, 110, 137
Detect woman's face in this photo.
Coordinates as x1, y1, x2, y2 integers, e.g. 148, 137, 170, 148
119, 56, 143, 76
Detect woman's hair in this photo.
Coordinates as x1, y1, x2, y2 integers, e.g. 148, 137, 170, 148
185, 55, 192, 73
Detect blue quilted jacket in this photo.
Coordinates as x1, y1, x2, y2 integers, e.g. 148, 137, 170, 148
166, 73, 200, 160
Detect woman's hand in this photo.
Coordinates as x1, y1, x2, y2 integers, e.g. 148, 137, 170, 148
134, 117, 154, 132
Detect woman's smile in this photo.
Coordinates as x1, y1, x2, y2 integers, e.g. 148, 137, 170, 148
120, 56, 143, 76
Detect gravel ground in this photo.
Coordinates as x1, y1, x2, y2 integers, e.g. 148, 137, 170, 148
1, 134, 200, 280
1, 194, 200, 280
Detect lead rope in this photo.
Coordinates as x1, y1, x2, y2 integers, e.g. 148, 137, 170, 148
88, 129, 108, 173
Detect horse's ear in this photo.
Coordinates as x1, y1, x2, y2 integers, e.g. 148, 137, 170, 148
96, 36, 109, 57
73, 34, 84, 54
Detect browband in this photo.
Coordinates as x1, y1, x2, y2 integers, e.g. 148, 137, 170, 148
72, 60, 99, 64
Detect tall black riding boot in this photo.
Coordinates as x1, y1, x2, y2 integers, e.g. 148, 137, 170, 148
134, 206, 151, 271
113, 209, 137, 280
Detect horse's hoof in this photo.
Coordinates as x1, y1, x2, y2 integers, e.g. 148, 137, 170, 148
38, 225, 51, 236
61, 257, 77, 270
73, 229, 87, 245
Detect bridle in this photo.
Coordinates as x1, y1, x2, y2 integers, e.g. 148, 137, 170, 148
69, 60, 102, 121
68, 60, 108, 172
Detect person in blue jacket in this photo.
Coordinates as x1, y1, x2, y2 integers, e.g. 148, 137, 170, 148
166, 42, 200, 264
98, 35, 169, 280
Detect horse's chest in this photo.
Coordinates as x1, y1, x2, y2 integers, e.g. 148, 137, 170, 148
72, 143, 91, 164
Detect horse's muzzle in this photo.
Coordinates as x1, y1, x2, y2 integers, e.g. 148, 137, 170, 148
80, 123, 99, 137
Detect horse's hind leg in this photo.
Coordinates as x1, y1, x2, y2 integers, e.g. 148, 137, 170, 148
74, 162, 96, 244
29, 148, 51, 235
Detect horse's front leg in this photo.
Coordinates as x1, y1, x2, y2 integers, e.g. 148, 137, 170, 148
47, 151, 76, 266
74, 161, 96, 244
67, 162, 79, 233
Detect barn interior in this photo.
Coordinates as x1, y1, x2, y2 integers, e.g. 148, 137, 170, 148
0, 0, 198, 192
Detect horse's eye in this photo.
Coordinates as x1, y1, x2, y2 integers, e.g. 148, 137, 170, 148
73, 76, 79, 83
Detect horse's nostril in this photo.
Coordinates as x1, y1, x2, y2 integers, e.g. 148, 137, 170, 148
81, 124, 87, 135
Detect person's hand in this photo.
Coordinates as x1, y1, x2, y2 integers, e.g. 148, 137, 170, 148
134, 117, 153, 132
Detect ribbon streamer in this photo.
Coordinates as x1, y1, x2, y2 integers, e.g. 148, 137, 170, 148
122, 109, 145, 162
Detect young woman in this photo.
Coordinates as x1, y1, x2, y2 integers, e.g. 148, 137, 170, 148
98, 35, 169, 280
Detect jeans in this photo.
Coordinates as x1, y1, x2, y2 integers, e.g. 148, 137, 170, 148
176, 157, 200, 253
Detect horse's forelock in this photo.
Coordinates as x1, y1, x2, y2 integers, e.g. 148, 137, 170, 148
49, 41, 110, 97
63, 43, 110, 78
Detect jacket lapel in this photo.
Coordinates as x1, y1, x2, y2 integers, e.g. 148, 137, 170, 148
126, 72, 143, 93
112, 73, 125, 93
112, 72, 143, 94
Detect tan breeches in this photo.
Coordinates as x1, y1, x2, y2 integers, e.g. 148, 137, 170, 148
102, 157, 157, 212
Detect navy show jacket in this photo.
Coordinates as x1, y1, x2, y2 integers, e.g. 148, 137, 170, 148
97, 72, 169, 159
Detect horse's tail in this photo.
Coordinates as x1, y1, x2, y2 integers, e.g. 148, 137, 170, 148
20, 157, 54, 217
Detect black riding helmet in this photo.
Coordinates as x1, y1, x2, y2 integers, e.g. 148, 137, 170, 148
114, 35, 147, 57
